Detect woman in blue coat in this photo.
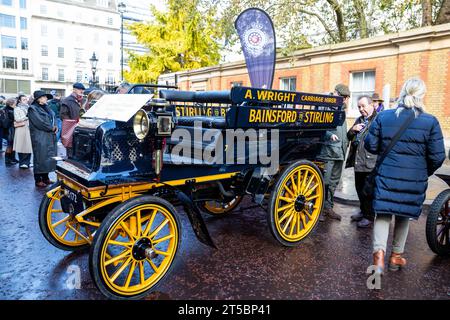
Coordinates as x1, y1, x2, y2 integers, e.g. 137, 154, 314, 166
364, 77, 445, 274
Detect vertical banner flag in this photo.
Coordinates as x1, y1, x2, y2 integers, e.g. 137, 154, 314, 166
235, 8, 276, 89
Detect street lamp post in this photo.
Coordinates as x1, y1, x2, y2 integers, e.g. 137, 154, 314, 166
118, 2, 126, 82
89, 52, 98, 88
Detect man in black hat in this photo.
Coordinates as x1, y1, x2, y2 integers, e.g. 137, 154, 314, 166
318, 83, 350, 221
60, 82, 85, 121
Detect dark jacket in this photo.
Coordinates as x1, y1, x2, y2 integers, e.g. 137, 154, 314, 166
318, 120, 348, 161
345, 110, 377, 172
60, 93, 81, 120
28, 102, 57, 174
364, 107, 445, 219
48, 98, 62, 119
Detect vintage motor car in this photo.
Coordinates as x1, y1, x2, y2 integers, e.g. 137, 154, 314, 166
39, 84, 346, 299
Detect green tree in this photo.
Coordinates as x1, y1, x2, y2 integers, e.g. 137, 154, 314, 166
125, 0, 222, 83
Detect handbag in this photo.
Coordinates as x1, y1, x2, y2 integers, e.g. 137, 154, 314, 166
61, 119, 78, 149
362, 111, 415, 198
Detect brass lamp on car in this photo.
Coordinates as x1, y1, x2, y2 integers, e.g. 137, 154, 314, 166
133, 109, 150, 140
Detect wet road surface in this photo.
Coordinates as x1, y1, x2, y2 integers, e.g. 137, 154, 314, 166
0, 157, 449, 300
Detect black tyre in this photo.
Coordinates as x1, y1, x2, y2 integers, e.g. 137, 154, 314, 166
267, 160, 324, 247
39, 182, 94, 251
89, 195, 181, 300
426, 189, 450, 256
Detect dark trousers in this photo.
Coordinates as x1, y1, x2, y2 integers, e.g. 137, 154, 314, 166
34, 173, 49, 183
5, 147, 17, 164
18, 153, 31, 166
355, 171, 374, 219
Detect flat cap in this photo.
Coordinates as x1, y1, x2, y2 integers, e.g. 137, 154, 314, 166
73, 82, 86, 90
334, 83, 350, 97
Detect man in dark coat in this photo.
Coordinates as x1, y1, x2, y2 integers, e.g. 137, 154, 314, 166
346, 95, 377, 228
318, 83, 350, 221
60, 82, 85, 120
28, 90, 57, 187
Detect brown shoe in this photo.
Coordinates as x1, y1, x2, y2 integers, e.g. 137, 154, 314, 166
388, 252, 407, 271
325, 208, 342, 221
373, 249, 385, 275
35, 181, 47, 188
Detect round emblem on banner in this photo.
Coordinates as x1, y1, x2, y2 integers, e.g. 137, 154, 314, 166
243, 27, 267, 57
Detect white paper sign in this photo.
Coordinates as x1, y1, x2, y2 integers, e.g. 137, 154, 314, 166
82, 94, 153, 122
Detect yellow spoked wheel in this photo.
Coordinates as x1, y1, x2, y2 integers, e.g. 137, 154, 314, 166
200, 196, 243, 216
267, 160, 324, 246
38, 183, 97, 251
89, 195, 180, 299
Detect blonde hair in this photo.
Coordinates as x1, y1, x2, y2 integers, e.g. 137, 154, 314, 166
395, 77, 426, 117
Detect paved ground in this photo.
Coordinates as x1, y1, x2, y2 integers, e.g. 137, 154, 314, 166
0, 152, 449, 300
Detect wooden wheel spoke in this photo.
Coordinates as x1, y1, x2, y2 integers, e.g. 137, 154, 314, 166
146, 258, 158, 273
289, 213, 297, 236
152, 234, 174, 245
120, 221, 135, 240
297, 172, 302, 195
139, 261, 145, 285
290, 176, 298, 194
142, 209, 157, 237
306, 194, 319, 201
60, 226, 70, 239
105, 250, 131, 267
66, 223, 89, 243
301, 170, 308, 193
304, 183, 319, 198
51, 215, 70, 228
300, 212, 307, 229
153, 249, 170, 257
304, 176, 315, 194
107, 239, 133, 247
283, 184, 296, 198
136, 210, 142, 237
277, 202, 294, 213
51, 209, 64, 213
124, 261, 137, 288
282, 212, 295, 233
279, 196, 295, 203
110, 256, 132, 283
148, 219, 169, 239
278, 208, 294, 224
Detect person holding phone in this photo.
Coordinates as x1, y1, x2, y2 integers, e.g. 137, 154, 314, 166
346, 95, 378, 228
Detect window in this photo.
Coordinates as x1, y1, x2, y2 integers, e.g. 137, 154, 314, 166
21, 38, 28, 50
41, 24, 48, 37
41, 45, 48, 56
57, 47, 64, 58
75, 48, 83, 62
97, 0, 109, 7
280, 77, 296, 91
1, 35, 16, 49
76, 70, 82, 82
0, 14, 15, 28
40, 5, 47, 14
22, 58, 28, 70
20, 17, 27, 29
1, 0, 12, 6
42, 67, 48, 80
107, 38, 113, 46
2, 56, 17, 69
0, 79, 31, 94
231, 81, 243, 88
108, 53, 113, 64
58, 69, 65, 82
349, 70, 376, 114
20, 0, 26, 9
107, 17, 113, 25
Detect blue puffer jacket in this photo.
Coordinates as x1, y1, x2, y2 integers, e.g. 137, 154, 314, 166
364, 107, 445, 219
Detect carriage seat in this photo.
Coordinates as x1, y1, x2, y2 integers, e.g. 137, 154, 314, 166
160, 90, 231, 104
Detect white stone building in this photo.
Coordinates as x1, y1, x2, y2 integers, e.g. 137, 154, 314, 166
30, 0, 121, 96
0, 0, 33, 97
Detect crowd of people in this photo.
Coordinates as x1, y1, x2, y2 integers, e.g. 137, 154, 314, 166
318, 77, 446, 274
0, 77, 447, 275
0, 83, 105, 187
